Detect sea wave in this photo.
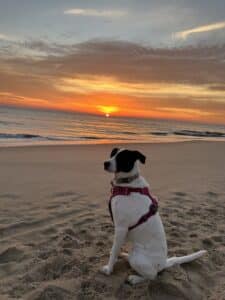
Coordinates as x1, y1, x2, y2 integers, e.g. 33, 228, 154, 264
0, 133, 134, 143
151, 130, 225, 138
0, 133, 64, 141
150, 132, 169, 136
1, 124, 225, 148
122, 131, 137, 135
0, 120, 22, 126
80, 135, 134, 140
173, 130, 225, 138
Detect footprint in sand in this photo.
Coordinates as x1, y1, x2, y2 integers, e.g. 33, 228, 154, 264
37, 248, 58, 260
206, 191, 219, 197
51, 191, 78, 198
211, 235, 223, 243
202, 237, 214, 248
25, 255, 73, 282
0, 193, 20, 200
148, 281, 188, 300
50, 191, 85, 202
0, 247, 24, 264
173, 192, 187, 197
49, 191, 86, 206
41, 226, 58, 235
78, 279, 108, 299
28, 285, 74, 300
189, 233, 198, 238
58, 233, 80, 249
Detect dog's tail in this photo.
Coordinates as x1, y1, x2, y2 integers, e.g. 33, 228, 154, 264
165, 250, 207, 269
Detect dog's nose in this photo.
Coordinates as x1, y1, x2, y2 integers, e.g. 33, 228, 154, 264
104, 161, 110, 170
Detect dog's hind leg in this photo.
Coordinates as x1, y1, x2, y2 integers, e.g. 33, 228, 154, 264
127, 252, 158, 285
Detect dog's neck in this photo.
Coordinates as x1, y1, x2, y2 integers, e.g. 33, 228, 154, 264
114, 173, 139, 184
111, 162, 148, 187
113, 164, 140, 185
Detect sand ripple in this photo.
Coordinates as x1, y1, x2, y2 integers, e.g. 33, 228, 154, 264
0, 188, 224, 299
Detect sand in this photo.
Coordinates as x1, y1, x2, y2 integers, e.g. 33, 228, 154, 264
0, 141, 224, 300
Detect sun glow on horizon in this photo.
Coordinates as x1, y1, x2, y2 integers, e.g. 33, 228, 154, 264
1, 72, 225, 125
49, 74, 225, 124
97, 105, 119, 116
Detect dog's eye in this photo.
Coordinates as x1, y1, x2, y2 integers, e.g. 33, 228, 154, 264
110, 148, 119, 158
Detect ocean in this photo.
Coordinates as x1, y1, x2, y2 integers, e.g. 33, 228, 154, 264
0, 106, 225, 147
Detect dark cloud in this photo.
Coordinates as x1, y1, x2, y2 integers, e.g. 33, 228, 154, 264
21, 39, 77, 55
2, 39, 225, 86
209, 84, 225, 91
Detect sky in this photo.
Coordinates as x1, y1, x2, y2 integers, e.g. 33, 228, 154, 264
0, 0, 225, 124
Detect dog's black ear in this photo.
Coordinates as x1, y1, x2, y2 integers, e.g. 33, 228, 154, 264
134, 151, 146, 164
110, 148, 119, 158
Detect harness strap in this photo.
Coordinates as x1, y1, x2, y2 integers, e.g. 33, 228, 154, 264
108, 186, 158, 231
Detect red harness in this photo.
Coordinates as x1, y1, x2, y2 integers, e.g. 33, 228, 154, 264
109, 185, 158, 231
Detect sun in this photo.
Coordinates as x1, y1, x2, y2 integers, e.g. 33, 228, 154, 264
97, 105, 119, 117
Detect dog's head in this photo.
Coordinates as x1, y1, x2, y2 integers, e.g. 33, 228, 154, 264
104, 148, 146, 173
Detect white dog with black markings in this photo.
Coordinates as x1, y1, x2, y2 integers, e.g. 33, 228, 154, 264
101, 148, 206, 285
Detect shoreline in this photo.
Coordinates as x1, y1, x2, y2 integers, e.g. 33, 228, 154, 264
1, 138, 225, 150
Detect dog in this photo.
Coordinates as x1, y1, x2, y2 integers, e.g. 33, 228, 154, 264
101, 148, 206, 285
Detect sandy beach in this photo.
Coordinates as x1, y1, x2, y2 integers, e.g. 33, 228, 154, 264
0, 141, 225, 300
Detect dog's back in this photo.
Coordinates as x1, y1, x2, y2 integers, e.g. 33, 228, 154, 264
111, 190, 168, 259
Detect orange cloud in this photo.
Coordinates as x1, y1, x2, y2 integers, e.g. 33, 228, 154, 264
1, 40, 225, 125
1, 90, 225, 124
55, 75, 225, 102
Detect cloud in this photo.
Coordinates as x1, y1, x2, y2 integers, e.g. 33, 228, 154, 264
0, 34, 8, 40
0, 33, 17, 41
2, 39, 225, 86
1, 39, 225, 123
0, 92, 50, 107
55, 75, 225, 103
175, 21, 225, 39
64, 8, 127, 18
21, 39, 73, 55
42, 40, 225, 86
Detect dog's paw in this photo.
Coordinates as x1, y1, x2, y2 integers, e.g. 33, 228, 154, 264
100, 265, 112, 276
126, 275, 146, 285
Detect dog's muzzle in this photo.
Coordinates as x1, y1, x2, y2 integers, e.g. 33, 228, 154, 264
104, 161, 110, 170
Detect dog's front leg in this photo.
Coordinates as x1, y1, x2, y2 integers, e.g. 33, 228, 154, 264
101, 227, 127, 275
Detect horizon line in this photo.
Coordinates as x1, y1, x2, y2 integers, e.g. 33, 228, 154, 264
1, 103, 224, 127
